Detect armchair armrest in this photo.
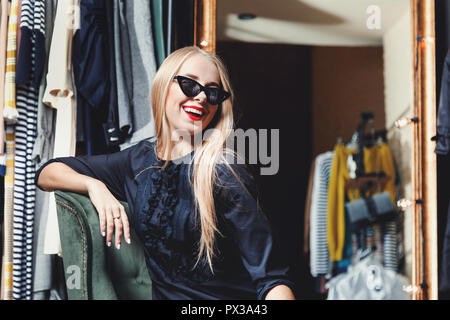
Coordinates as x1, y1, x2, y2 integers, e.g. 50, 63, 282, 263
54, 190, 152, 300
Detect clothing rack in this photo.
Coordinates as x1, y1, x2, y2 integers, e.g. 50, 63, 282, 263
306, 110, 400, 292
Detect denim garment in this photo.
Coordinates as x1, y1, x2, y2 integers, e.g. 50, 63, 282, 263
73, 0, 111, 155
436, 50, 450, 155
35, 140, 294, 300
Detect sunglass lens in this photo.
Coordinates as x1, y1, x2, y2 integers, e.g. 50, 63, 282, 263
179, 78, 200, 97
205, 88, 220, 105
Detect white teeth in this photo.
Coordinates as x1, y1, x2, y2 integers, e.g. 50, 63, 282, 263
183, 107, 204, 116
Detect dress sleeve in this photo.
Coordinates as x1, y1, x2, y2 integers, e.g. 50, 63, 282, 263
215, 163, 295, 300
34, 141, 149, 202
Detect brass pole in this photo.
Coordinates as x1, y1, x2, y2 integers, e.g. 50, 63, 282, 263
194, 0, 216, 54
411, 1, 420, 300
419, 0, 437, 300
412, 0, 437, 300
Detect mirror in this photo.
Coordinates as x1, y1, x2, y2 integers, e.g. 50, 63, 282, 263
201, 0, 438, 299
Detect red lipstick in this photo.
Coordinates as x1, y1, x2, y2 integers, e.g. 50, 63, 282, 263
182, 105, 205, 121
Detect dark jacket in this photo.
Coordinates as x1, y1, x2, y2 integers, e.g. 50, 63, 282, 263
435, 50, 450, 155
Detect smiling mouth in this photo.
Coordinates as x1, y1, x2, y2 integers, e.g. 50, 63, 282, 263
182, 106, 205, 121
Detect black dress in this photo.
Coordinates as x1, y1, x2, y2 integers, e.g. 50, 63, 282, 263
34, 140, 294, 300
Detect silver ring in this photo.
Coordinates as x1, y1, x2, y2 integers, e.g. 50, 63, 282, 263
113, 216, 121, 220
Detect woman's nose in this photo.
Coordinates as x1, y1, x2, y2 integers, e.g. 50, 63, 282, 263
194, 89, 207, 104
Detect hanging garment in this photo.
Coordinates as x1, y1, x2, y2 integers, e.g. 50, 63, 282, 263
382, 221, 398, 271
113, 0, 131, 137
0, 174, 3, 280
103, 0, 120, 149
164, 0, 195, 55
170, 0, 194, 52
42, 0, 80, 256
15, 0, 21, 57
166, 0, 172, 55
326, 254, 409, 300
436, 50, 450, 294
0, 0, 9, 165
12, 0, 46, 300
335, 204, 353, 275
366, 225, 384, 264
303, 158, 315, 259
2, 0, 19, 124
0, 0, 20, 300
362, 143, 398, 271
31, 0, 56, 167
310, 151, 334, 277
440, 201, 450, 293
327, 144, 356, 262
1, 126, 15, 300
114, 0, 158, 149
31, 0, 58, 300
151, 0, 166, 67
328, 143, 398, 264
73, 0, 111, 155
435, 50, 450, 155
16, 0, 45, 88
363, 143, 396, 203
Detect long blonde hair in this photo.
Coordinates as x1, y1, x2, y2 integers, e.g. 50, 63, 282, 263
151, 46, 244, 271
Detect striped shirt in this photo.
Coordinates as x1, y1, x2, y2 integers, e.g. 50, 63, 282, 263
12, 0, 45, 300
382, 221, 398, 271
16, 0, 45, 88
310, 151, 334, 277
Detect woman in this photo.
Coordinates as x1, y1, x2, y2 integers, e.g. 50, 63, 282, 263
35, 46, 295, 300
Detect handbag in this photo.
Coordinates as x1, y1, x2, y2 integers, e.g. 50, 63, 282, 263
345, 192, 396, 232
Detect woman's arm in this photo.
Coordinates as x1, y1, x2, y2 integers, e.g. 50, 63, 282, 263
265, 285, 295, 300
35, 141, 153, 248
38, 161, 96, 193
37, 162, 131, 249
216, 163, 296, 300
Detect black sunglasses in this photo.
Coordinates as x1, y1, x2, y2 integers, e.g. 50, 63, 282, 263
173, 75, 230, 105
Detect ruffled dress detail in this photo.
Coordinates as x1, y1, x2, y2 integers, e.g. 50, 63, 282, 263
140, 159, 212, 283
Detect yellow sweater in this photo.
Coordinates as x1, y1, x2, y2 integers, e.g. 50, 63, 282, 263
327, 144, 356, 262
327, 143, 395, 261
363, 143, 396, 204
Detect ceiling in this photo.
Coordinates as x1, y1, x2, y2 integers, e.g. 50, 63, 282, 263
217, 0, 411, 46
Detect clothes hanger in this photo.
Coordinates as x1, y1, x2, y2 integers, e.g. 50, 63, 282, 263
354, 112, 374, 177
346, 132, 359, 151
376, 136, 384, 146
356, 245, 377, 262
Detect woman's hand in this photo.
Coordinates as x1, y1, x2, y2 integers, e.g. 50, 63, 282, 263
37, 162, 131, 249
85, 178, 131, 249
265, 285, 295, 300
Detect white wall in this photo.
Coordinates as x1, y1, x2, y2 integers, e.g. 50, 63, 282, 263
382, 4, 414, 285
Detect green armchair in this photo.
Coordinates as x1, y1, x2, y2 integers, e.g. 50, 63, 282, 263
54, 190, 152, 300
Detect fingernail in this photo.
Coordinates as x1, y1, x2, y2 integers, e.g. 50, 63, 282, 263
117, 244, 121, 250
107, 242, 111, 247
126, 238, 131, 244
101, 232, 106, 237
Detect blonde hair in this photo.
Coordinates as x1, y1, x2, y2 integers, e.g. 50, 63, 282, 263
151, 46, 244, 272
